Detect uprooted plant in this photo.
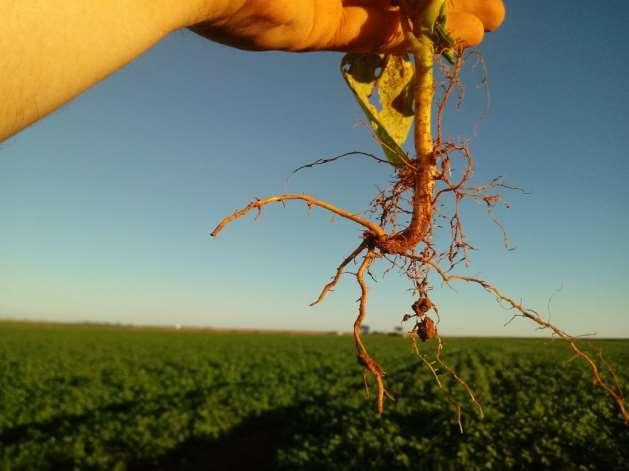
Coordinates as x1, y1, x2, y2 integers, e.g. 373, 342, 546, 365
211, 0, 627, 426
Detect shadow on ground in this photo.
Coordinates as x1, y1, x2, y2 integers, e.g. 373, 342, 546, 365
126, 397, 453, 471
0, 384, 487, 470
128, 408, 292, 471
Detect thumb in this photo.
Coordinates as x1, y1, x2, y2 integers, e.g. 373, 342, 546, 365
321, 5, 404, 53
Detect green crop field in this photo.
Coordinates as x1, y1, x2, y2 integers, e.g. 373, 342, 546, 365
1, 321, 627, 470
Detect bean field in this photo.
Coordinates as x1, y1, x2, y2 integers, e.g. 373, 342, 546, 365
1, 322, 627, 470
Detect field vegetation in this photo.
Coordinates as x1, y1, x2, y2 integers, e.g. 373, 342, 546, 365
1, 321, 627, 469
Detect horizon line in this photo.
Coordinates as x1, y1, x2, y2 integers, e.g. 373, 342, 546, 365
1, 318, 627, 340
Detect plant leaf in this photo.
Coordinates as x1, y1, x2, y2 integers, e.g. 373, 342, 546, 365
341, 54, 414, 168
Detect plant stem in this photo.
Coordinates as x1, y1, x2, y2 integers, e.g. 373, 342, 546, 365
379, 14, 437, 254
407, 31, 436, 242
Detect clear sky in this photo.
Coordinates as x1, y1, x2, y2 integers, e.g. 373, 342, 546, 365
1, 1, 628, 337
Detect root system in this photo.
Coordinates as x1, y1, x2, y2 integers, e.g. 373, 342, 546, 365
211, 0, 627, 425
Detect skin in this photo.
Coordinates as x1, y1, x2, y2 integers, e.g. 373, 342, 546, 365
0, 0, 505, 141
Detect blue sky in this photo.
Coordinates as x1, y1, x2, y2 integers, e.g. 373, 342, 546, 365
1, 1, 628, 336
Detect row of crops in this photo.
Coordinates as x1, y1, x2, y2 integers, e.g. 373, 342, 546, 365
1, 321, 627, 469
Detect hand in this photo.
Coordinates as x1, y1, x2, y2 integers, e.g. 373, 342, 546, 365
187, 0, 505, 52
0, 0, 505, 141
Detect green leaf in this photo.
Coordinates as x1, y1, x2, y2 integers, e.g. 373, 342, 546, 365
341, 54, 414, 168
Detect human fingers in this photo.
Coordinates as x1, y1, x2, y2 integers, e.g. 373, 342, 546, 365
319, 4, 404, 52
446, 10, 485, 48
330, 0, 505, 52
449, 0, 506, 32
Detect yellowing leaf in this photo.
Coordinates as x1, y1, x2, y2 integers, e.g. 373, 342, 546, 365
341, 54, 414, 168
